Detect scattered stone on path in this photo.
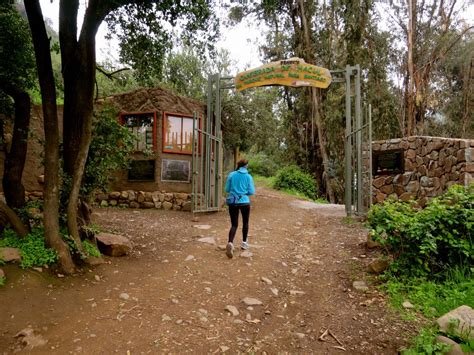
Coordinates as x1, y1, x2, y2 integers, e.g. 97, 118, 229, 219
402, 301, 415, 309
197, 237, 216, 245
233, 319, 244, 324
193, 225, 211, 230
242, 297, 263, 306
220, 345, 230, 353
0, 247, 21, 263
185, 255, 195, 261
216, 245, 226, 251
293, 332, 306, 339
261, 277, 272, 285
289, 290, 305, 296
352, 281, 369, 292
94, 275, 100, 281
84, 256, 105, 265
434, 336, 464, 355
225, 305, 240, 317
96, 233, 132, 257
204, 287, 212, 293
119, 293, 130, 300
161, 314, 171, 322
240, 251, 253, 258
368, 259, 389, 274
437, 305, 474, 339
15, 327, 48, 349
198, 309, 208, 316
270, 288, 279, 296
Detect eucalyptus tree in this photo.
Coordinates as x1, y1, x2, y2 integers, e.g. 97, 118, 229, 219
24, 0, 218, 273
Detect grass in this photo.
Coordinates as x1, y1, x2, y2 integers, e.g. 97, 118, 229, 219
381, 267, 474, 353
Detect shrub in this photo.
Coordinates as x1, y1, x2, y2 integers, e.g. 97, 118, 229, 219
246, 152, 279, 177
0, 228, 58, 268
367, 184, 473, 279
272, 165, 317, 199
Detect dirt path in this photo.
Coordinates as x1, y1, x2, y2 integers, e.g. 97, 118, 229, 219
0, 185, 415, 354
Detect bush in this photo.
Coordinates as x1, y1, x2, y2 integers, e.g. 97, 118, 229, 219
272, 165, 317, 199
246, 152, 279, 177
0, 228, 58, 268
367, 184, 473, 279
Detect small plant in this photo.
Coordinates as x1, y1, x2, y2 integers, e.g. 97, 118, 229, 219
0, 228, 58, 268
401, 326, 450, 354
83, 239, 101, 258
246, 152, 279, 177
272, 165, 318, 200
0, 276, 5, 287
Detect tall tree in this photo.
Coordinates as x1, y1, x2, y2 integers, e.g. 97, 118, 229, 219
24, 0, 217, 273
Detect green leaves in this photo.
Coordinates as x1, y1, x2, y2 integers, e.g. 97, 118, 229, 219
272, 165, 317, 200
367, 184, 474, 279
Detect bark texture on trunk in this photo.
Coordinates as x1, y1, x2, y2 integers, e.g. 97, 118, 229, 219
0, 81, 30, 209
25, 0, 75, 274
0, 201, 29, 237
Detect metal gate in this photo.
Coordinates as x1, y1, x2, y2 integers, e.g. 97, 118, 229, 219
194, 66, 372, 216
191, 74, 227, 213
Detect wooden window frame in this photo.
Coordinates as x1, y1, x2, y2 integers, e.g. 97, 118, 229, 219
162, 112, 199, 155
119, 111, 157, 152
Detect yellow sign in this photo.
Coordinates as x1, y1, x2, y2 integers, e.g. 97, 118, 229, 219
235, 57, 332, 92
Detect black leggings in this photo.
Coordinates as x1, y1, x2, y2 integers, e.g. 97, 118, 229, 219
228, 204, 250, 244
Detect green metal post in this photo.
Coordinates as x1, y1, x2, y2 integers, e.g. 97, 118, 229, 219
355, 65, 362, 214
344, 65, 352, 216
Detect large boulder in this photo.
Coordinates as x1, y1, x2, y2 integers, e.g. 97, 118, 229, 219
0, 247, 21, 263
436, 305, 474, 339
96, 233, 132, 257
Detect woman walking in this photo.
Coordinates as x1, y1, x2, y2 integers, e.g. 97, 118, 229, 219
225, 159, 255, 259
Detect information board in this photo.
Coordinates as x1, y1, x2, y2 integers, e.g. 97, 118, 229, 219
161, 159, 191, 183
372, 149, 405, 175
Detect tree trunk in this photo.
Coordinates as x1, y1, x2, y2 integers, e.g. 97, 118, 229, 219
0, 201, 29, 238
24, 0, 75, 274
0, 81, 30, 209
406, 0, 416, 136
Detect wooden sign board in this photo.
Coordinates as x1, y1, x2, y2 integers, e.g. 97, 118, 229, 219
235, 57, 332, 92
372, 149, 405, 175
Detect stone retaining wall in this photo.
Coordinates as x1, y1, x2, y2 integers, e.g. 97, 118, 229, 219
372, 136, 473, 205
25, 190, 192, 211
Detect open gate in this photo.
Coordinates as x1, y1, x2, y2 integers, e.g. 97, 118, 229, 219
192, 63, 372, 216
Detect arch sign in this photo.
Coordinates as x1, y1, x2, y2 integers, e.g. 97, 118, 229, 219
235, 57, 332, 92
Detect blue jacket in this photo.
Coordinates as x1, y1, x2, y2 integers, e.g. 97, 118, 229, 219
225, 167, 255, 205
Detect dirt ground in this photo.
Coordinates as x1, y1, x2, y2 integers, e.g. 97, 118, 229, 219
0, 185, 417, 354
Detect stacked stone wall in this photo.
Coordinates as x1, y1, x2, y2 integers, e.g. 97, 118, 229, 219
372, 136, 473, 205
24, 190, 192, 212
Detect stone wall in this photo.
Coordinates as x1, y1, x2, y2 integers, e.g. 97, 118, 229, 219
372, 136, 473, 205
25, 190, 192, 212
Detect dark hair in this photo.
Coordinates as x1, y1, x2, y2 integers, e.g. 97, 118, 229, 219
236, 159, 248, 170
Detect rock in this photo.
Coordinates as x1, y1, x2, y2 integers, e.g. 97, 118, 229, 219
96, 233, 132, 257
220, 345, 230, 352
434, 336, 464, 355
161, 314, 171, 322
233, 319, 244, 324
353, 281, 369, 292
94, 275, 100, 281
225, 305, 240, 316
437, 305, 474, 339
83, 256, 105, 265
182, 202, 192, 211
109, 191, 121, 199
193, 224, 212, 230
261, 277, 272, 285
0, 247, 21, 263
162, 201, 173, 210
100, 200, 108, 207
197, 237, 216, 245
366, 232, 381, 249
294, 332, 306, 339
15, 327, 48, 349
240, 251, 253, 258
242, 297, 263, 306
289, 290, 305, 296
119, 293, 130, 300
198, 308, 208, 316
368, 259, 389, 274
270, 288, 279, 296
37, 175, 45, 184
129, 201, 139, 209
402, 301, 415, 309
185, 255, 195, 261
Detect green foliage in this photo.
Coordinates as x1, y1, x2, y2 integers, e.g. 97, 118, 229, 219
0, 228, 58, 269
246, 152, 279, 177
367, 185, 473, 279
82, 105, 136, 197
401, 326, 450, 355
272, 165, 317, 200
0, 276, 5, 287
82, 240, 101, 258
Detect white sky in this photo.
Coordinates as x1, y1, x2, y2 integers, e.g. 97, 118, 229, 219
38, 0, 263, 74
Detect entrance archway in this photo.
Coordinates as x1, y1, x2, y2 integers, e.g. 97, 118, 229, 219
192, 58, 372, 217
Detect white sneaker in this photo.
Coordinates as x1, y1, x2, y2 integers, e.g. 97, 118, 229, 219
226, 242, 234, 258
241, 241, 249, 250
